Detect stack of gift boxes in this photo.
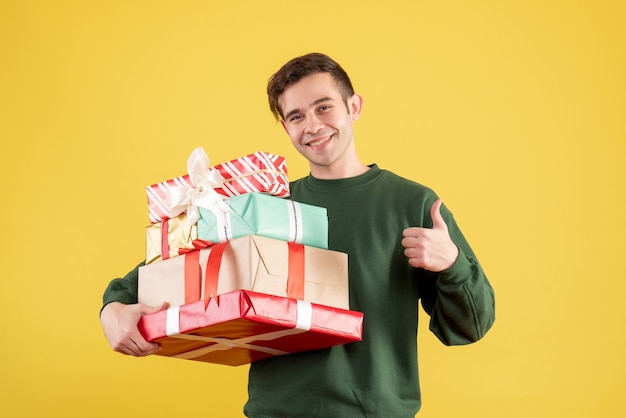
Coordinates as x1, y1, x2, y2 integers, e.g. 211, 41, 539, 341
136, 147, 363, 366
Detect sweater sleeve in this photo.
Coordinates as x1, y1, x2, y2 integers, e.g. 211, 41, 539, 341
419, 209, 496, 346
100, 261, 144, 314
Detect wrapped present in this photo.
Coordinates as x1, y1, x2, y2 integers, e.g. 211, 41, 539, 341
145, 213, 199, 265
138, 290, 363, 366
146, 147, 289, 224
146, 193, 328, 265
199, 192, 327, 248
138, 235, 349, 310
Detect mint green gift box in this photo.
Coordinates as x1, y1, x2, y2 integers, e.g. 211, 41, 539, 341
197, 192, 328, 249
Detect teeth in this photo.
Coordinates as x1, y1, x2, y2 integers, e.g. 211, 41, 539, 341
309, 136, 330, 147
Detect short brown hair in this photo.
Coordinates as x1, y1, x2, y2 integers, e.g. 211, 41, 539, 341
267, 52, 355, 121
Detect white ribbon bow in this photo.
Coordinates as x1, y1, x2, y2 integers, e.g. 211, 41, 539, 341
166, 147, 232, 225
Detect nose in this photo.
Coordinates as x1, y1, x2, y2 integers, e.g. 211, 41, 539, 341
303, 114, 324, 135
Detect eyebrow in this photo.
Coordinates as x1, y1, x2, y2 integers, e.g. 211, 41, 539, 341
283, 97, 334, 121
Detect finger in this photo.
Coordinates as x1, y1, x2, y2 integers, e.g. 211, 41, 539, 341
122, 340, 144, 356
139, 301, 169, 316
135, 341, 161, 356
114, 340, 140, 356
402, 226, 422, 238
125, 335, 160, 356
430, 199, 447, 230
121, 342, 148, 357
402, 234, 424, 250
134, 303, 168, 354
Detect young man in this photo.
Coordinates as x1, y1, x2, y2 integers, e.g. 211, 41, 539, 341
100, 53, 495, 417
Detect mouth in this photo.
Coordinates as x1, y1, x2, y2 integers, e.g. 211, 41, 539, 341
306, 133, 334, 149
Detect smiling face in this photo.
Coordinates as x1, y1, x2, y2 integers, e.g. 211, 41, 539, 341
278, 72, 366, 179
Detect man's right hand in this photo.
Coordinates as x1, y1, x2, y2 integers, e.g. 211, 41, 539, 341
100, 301, 168, 356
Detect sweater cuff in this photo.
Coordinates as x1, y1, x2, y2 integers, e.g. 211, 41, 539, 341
100, 262, 142, 315
436, 247, 474, 285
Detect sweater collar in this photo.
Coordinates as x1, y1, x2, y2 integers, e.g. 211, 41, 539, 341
302, 164, 381, 192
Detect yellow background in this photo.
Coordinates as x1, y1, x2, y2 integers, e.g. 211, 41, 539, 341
1, 1, 624, 417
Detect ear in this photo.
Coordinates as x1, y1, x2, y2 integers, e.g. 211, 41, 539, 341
348, 93, 364, 120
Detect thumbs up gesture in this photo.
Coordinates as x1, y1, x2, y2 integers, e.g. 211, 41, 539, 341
402, 199, 459, 272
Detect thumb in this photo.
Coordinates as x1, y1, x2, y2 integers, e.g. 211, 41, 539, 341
142, 301, 169, 315
430, 199, 447, 230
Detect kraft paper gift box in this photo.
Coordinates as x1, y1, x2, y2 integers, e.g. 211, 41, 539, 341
138, 234, 349, 310
137, 290, 364, 366
146, 147, 289, 224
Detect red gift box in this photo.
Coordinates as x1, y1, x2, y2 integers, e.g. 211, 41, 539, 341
146, 150, 289, 224
138, 290, 364, 366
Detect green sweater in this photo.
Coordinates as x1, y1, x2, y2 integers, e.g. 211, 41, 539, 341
243, 165, 495, 418
101, 164, 495, 417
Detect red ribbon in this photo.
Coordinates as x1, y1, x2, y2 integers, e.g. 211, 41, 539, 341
184, 250, 201, 303
204, 242, 228, 303
287, 242, 305, 300
161, 218, 170, 261
181, 240, 217, 304
178, 239, 215, 255
187, 239, 307, 307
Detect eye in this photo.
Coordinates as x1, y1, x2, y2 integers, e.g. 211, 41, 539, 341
318, 105, 331, 112
288, 114, 303, 122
